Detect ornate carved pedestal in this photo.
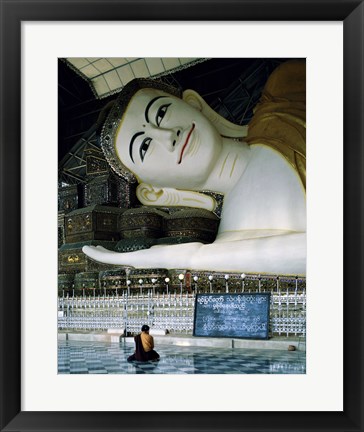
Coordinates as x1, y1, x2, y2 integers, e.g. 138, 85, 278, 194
163, 208, 220, 243
65, 204, 125, 243
99, 269, 127, 296
58, 184, 79, 213
128, 268, 169, 294
58, 241, 118, 274
74, 271, 100, 296
58, 273, 75, 296
119, 207, 167, 239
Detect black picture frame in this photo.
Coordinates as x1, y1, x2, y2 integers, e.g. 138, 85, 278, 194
0, 1, 362, 431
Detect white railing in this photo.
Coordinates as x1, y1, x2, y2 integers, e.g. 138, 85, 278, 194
58, 286, 306, 337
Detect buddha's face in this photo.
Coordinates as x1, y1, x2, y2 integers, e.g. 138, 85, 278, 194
115, 88, 222, 189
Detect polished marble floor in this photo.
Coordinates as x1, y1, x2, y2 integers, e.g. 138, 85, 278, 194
58, 340, 306, 374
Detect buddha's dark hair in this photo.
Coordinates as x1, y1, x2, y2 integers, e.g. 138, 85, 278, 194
141, 324, 150, 332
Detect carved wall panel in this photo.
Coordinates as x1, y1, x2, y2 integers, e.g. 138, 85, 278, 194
164, 209, 219, 243
58, 185, 78, 213
58, 241, 118, 274
119, 207, 167, 239
65, 205, 125, 243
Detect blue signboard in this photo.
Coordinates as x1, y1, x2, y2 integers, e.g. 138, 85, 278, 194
193, 293, 270, 339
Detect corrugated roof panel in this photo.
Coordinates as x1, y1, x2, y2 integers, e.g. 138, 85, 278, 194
64, 57, 208, 98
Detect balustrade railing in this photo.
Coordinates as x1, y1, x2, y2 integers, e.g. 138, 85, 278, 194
58, 282, 306, 337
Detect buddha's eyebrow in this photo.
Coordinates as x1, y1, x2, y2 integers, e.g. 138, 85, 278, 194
129, 131, 144, 163
145, 96, 167, 123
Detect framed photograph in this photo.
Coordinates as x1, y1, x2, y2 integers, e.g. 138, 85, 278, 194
1, 1, 362, 431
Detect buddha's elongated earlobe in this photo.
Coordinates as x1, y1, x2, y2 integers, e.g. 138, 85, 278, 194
136, 183, 217, 212
182, 89, 249, 138
182, 89, 203, 111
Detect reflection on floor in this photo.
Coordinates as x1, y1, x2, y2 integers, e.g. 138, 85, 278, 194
58, 340, 306, 374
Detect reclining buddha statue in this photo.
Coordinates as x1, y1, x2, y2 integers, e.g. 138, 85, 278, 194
83, 60, 306, 276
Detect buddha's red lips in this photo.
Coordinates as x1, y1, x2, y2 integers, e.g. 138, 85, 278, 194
178, 123, 195, 164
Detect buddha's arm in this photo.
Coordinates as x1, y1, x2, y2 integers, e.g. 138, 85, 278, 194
83, 242, 202, 270
82, 231, 306, 275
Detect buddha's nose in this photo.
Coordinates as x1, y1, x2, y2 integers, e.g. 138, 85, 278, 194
152, 127, 181, 151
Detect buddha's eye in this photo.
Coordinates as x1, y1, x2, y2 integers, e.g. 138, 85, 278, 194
139, 137, 152, 162
156, 103, 171, 127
